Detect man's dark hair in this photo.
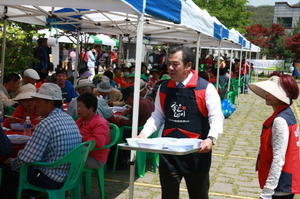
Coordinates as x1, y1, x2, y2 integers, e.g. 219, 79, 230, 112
113, 67, 122, 74
3, 73, 20, 84
103, 70, 114, 80
54, 100, 63, 108
168, 46, 195, 68
77, 92, 97, 112
44, 99, 62, 108
78, 67, 88, 75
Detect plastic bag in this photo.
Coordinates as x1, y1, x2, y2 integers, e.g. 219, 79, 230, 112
221, 99, 236, 118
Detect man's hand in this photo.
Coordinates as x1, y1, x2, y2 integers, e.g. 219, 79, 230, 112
136, 132, 147, 138
114, 116, 122, 122
4, 157, 13, 167
121, 109, 131, 116
198, 138, 213, 153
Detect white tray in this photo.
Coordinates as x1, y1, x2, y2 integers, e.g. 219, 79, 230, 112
118, 143, 200, 155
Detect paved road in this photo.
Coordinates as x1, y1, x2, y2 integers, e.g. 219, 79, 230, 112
81, 88, 300, 199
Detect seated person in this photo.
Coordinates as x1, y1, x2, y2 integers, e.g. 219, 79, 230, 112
93, 75, 124, 107
103, 70, 116, 87
0, 127, 13, 156
0, 83, 82, 199
113, 67, 129, 89
55, 68, 78, 103
3, 84, 40, 129
67, 79, 113, 119
76, 92, 110, 169
0, 73, 20, 113
115, 85, 154, 137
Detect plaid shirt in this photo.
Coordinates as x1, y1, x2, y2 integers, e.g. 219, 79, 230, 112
11, 108, 82, 183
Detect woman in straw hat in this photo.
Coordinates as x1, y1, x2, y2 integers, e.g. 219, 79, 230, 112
249, 73, 300, 199
3, 84, 40, 129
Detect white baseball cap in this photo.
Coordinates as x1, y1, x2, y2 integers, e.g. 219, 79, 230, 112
32, 83, 63, 101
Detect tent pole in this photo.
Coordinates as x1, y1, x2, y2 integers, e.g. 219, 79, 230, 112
73, 28, 80, 86
118, 35, 123, 68
237, 47, 243, 105
195, 32, 201, 74
1, 12, 7, 84
227, 43, 234, 99
129, 11, 144, 199
216, 40, 222, 92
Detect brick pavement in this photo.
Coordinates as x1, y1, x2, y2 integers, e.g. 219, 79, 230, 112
81, 89, 300, 199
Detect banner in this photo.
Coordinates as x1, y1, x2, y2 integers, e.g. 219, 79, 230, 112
248, 59, 285, 71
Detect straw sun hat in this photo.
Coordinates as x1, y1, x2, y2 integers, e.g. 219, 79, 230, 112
14, 84, 37, 101
248, 75, 290, 105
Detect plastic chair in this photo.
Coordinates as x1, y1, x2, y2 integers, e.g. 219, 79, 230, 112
82, 123, 120, 198
16, 140, 95, 199
4, 106, 16, 116
136, 128, 160, 177
112, 125, 144, 173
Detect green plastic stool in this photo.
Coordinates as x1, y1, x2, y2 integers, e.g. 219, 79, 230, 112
228, 91, 236, 104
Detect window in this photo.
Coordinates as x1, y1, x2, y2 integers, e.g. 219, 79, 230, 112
277, 17, 293, 28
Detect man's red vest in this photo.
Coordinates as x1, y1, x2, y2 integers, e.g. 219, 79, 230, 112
257, 105, 300, 193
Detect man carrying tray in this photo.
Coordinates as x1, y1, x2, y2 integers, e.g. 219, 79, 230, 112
137, 46, 224, 199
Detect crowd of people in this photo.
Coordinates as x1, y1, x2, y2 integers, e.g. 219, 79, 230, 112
0, 43, 299, 199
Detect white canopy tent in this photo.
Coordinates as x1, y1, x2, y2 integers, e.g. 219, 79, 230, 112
0, 1, 238, 198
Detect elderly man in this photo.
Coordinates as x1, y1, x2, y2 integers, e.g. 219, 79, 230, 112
138, 46, 224, 199
67, 79, 113, 119
0, 83, 82, 199
93, 75, 124, 107
10, 69, 40, 98
0, 73, 20, 113
55, 68, 78, 103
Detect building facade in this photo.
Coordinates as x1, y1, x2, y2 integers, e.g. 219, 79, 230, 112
274, 2, 300, 29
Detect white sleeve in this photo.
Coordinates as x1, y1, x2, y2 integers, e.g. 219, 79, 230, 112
141, 85, 165, 137
206, 83, 224, 139
260, 117, 289, 199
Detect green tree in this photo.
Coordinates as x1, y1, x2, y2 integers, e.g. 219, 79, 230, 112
193, 0, 252, 33
0, 21, 43, 75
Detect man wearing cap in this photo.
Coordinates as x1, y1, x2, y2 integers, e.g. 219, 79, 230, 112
0, 83, 82, 199
67, 79, 113, 119
0, 73, 20, 113
93, 75, 124, 107
55, 68, 78, 103
22, 69, 40, 86
10, 69, 40, 99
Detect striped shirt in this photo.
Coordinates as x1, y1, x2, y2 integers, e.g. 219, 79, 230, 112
11, 108, 82, 183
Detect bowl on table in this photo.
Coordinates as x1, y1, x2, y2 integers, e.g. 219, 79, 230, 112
126, 138, 147, 147
7, 135, 30, 145
137, 139, 165, 149
113, 115, 129, 120
176, 138, 202, 148
112, 106, 127, 113
167, 142, 195, 152
10, 123, 24, 131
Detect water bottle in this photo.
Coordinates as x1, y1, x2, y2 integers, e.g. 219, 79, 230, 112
23, 116, 32, 136
0, 111, 3, 128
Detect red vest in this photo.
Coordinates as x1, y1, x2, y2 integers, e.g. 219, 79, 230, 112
258, 105, 300, 193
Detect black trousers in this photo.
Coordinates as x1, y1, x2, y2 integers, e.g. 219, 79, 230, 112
273, 194, 294, 199
159, 167, 210, 199
0, 164, 63, 199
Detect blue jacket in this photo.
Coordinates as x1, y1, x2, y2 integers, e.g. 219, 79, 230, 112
55, 80, 78, 103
